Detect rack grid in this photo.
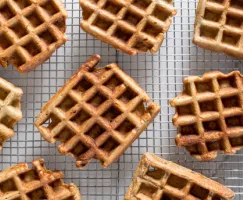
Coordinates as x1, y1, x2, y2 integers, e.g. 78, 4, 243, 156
0, 0, 243, 199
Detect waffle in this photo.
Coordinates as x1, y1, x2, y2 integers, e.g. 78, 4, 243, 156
170, 71, 243, 161
0, 158, 82, 200
0, 0, 67, 74
193, 0, 243, 59
0, 77, 23, 151
125, 153, 235, 200
80, 0, 177, 56
35, 54, 160, 168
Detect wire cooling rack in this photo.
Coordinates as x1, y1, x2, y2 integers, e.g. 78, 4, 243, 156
1, 0, 243, 199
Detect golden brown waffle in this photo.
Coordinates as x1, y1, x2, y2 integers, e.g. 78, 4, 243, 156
170, 71, 243, 161
0, 77, 23, 151
0, 0, 67, 74
193, 0, 243, 59
35, 54, 160, 168
125, 153, 235, 200
0, 158, 82, 200
80, 0, 177, 56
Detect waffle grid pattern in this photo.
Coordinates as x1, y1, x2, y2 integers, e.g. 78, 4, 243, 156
35, 55, 160, 168
1, 0, 243, 198
0, 158, 82, 200
80, 0, 177, 55
0, 0, 67, 74
125, 153, 235, 200
170, 71, 243, 161
0, 77, 22, 151
193, 0, 243, 59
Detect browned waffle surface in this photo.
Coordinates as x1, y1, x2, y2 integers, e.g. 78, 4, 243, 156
80, 0, 177, 55
125, 153, 235, 200
0, 0, 67, 74
0, 158, 82, 200
0, 77, 23, 151
35, 54, 160, 168
170, 71, 243, 161
193, 0, 243, 59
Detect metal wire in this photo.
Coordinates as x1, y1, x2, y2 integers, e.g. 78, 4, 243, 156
0, 0, 243, 199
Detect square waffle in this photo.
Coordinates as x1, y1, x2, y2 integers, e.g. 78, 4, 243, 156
35, 54, 160, 168
0, 158, 82, 200
0, 0, 67, 74
125, 153, 235, 200
80, 0, 177, 55
193, 0, 243, 59
170, 71, 243, 161
0, 77, 23, 151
